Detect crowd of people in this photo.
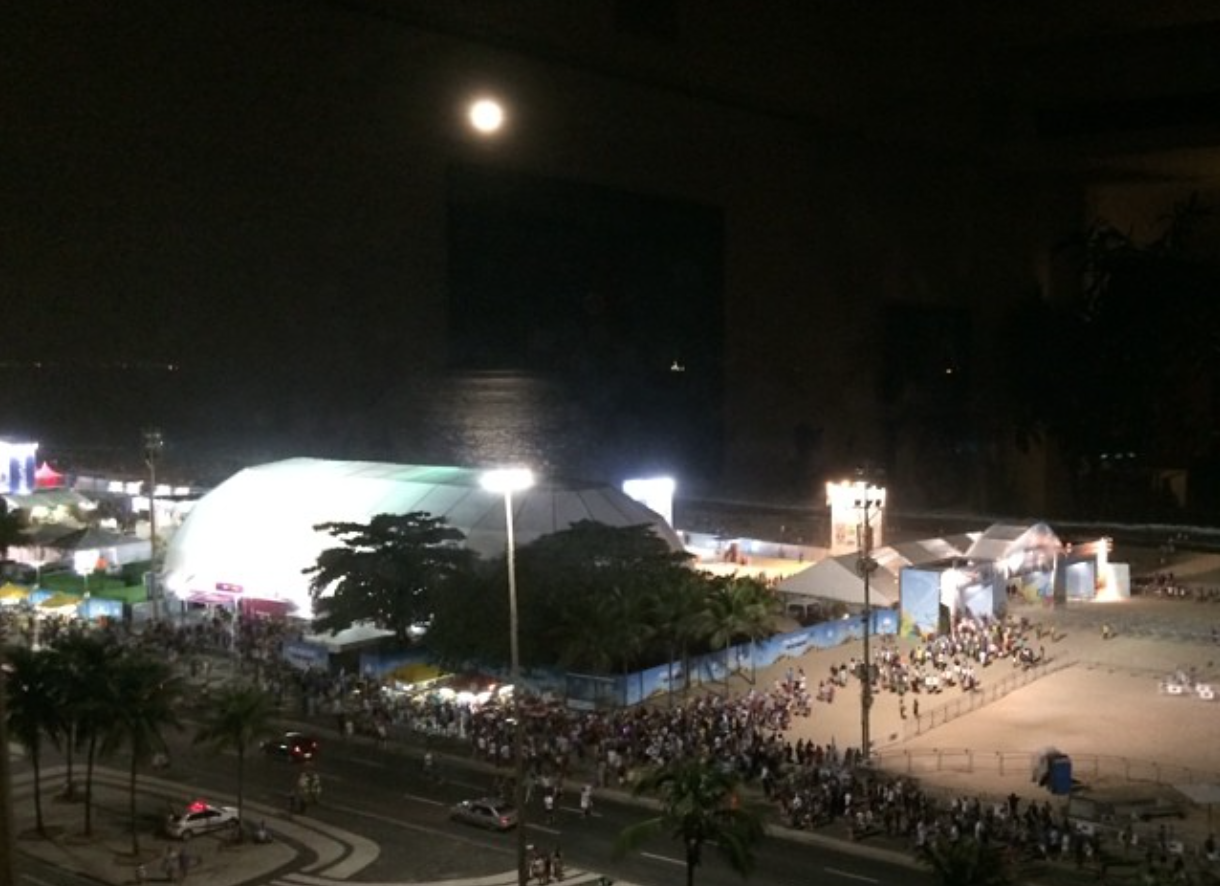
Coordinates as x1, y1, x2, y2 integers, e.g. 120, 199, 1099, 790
8, 592, 1216, 879
463, 677, 812, 793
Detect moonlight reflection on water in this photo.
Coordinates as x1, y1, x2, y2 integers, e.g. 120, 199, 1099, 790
388, 370, 613, 479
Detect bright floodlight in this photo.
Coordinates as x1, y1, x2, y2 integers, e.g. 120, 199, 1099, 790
622, 476, 676, 526
468, 98, 506, 134
481, 468, 534, 494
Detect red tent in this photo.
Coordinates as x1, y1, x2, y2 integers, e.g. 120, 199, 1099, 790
34, 462, 65, 489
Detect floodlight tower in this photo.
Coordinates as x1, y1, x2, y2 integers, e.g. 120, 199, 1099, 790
853, 475, 886, 763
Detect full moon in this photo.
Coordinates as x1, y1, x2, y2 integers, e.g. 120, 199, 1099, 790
468, 98, 506, 134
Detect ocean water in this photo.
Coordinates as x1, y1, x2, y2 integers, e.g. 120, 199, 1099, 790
383, 369, 707, 486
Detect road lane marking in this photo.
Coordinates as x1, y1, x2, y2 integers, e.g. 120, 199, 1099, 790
642, 851, 684, 866
325, 801, 514, 855
824, 867, 879, 883
402, 792, 445, 806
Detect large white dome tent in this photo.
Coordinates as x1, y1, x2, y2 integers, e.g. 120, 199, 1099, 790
161, 458, 683, 619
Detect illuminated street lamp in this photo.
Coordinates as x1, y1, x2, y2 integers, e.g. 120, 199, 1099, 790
852, 477, 886, 763
480, 467, 534, 886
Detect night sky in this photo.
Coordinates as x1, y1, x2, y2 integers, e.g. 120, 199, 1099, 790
6, 1, 1220, 511
2, 1, 732, 484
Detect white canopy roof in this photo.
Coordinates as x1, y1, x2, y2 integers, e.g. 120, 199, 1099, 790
162, 458, 683, 620
777, 554, 898, 608
777, 534, 978, 609
964, 522, 1061, 564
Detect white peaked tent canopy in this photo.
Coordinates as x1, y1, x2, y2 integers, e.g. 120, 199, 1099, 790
964, 522, 1061, 567
777, 534, 976, 609
162, 458, 684, 619
777, 553, 899, 608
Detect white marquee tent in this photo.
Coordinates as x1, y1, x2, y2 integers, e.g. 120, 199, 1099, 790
162, 458, 683, 619
777, 553, 900, 608
777, 535, 975, 609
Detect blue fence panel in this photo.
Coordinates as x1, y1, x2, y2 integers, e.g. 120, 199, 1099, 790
590, 610, 900, 704
282, 640, 331, 672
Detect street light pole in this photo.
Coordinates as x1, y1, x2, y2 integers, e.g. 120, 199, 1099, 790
143, 428, 164, 620
854, 479, 885, 764
481, 468, 534, 886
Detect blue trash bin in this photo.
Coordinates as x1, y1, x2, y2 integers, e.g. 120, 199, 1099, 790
1049, 755, 1072, 795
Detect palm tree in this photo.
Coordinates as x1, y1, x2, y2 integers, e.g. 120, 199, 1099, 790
51, 633, 120, 835
649, 571, 713, 704
5, 646, 61, 836
602, 584, 657, 678
193, 684, 278, 832
616, 756, 766, 886
552, 589, 620, 674
101, 651, 183, 856
699, 576, 781, 689
919, 835, 1014, 886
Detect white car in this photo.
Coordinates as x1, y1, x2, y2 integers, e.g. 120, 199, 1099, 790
165, 800, 240, 840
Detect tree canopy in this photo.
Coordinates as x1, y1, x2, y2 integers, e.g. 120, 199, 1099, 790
306, 513, 783, 679
304, 512, 476, 642
426, 520, 703, 672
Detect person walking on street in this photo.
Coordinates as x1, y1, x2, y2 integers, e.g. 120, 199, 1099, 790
579, 784, 593, 819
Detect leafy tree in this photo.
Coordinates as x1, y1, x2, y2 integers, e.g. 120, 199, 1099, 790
101, 652, 183, 856
193, 684, 278, 833
515, 521, 692, 671
616, 756, 767, 886
919, 835, 1014, 886
549, 588, 621, 673
422, 561, 509, 668
425, 521, 695, 674
5, 646, 61, 835
304, 512, 475, 642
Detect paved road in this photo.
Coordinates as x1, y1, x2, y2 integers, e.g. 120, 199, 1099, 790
9, 712, 937, 886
